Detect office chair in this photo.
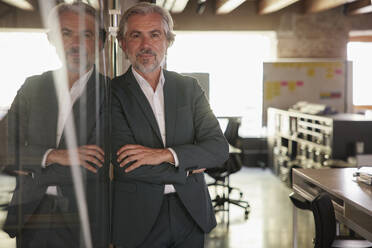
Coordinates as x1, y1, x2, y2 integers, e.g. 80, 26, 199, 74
206, 117, 250, 224
290, 192, 372, 248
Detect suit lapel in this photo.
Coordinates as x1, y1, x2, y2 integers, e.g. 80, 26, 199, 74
125, 70, 164, 146
59, 70, 99, 148
45, 72, 58, 147
163, 71, 177, 147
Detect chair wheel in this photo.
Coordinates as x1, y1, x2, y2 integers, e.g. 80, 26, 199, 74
244, 210, 249, 219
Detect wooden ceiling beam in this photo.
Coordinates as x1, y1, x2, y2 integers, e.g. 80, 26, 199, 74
156, 0, 189, 14
304, 0, 358, 13
258, 0, 300, 15
0, 0, 33, 10
346, 0, 372, 15
171, 0, 189, 13
216, 0, 247, 14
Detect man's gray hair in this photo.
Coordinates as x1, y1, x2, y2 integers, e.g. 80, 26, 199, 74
117, 2, 175, 46
48, 2, 106, 43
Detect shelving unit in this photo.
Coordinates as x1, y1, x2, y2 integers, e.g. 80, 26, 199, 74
267, 107, 372, 186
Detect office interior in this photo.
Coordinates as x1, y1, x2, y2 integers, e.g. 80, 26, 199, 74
1, 0, 372, 247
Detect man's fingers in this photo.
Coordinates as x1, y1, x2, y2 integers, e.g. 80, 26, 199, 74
117, 148, 144, 163
116, 144, 143, 155
124, 161, 143, 173
79, 148, 104, 163
82, 145, 104, 156
80, 154, 103, 168
119, 153, 145, 167
13, 170, 30, 176
81, 160, 98, 173
192, 168, 206, 174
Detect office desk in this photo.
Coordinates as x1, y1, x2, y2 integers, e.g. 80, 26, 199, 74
292, 168, 372, 243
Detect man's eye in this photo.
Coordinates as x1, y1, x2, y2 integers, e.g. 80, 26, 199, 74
84, 32, 93, 39
62, 31, 71, 37
130, 33, 140, 39
151, 33, 161, 38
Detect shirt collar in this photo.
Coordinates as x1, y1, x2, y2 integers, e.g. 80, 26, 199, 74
132, 67, 165, 91
70, 67, 94, 94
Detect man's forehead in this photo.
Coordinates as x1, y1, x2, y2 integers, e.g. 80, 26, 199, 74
58, 11, 96, 29
126, 13, 164, 30
59, 11, 96, 24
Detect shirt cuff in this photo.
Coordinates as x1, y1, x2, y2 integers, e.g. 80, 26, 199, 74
41, 149, 54, 168
167, 148, 179, 167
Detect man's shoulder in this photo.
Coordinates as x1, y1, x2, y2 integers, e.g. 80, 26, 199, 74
111, 72, 128, 83
111, 69, 134, 89
163, 70, 197, 87
26, 70, 53, 83
164, 70, 192, 81
20, 70, 54, 93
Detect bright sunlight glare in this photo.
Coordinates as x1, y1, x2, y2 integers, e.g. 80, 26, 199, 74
167, 31, 275, 136
0, 30, 61, 114
347, 42, 372, 106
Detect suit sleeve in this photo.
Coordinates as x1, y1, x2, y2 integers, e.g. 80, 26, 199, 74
111, 87, 187, 185
171, 79, 229, 171
4, 80, 48, 175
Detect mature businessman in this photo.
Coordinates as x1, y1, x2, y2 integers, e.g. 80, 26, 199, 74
2, 2, 109, 248
111, 2, 229, 248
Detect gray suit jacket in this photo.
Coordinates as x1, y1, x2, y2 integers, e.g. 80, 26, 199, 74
1, 69, 110, 247
111, 68, 229, 247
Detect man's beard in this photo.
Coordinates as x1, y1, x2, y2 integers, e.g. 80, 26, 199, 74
128, 48, 162, 74
65, 47, 92, 73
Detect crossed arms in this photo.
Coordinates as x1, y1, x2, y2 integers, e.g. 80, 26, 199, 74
111, 77, 229, 185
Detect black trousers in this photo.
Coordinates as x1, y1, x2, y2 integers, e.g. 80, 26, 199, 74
118, 193, 205, 248
16, 194, 79, 248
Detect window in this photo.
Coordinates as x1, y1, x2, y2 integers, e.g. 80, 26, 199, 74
166, 31, 276, 136
0, 30, 61, 118
347, 41, 372, 106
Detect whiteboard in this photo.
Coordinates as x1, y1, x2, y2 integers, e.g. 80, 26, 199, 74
262, 61, 352, 124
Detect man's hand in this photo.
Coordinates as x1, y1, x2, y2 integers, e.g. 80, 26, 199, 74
117, 144, 174, 173
46, 145, 104, 173
191, 168, 206, 174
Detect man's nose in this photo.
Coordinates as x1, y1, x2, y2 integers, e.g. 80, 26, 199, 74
69, 34, 82, 45
140, 35, 152, 48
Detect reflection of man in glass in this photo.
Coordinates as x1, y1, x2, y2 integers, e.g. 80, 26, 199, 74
111, 3, 228, 248
2, 2, 109, 248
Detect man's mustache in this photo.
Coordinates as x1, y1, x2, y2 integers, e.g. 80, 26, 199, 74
66, 47, 87, 56
136, 49, 156, 57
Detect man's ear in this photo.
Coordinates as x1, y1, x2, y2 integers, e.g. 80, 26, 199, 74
119, 38, 126, 52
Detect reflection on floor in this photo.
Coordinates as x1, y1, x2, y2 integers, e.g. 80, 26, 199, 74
0, 174, 16, 248
0, 168, 315, 248
205, 167, 315, 248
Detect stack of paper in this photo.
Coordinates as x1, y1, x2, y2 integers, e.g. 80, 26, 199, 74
353, 170, 372, 186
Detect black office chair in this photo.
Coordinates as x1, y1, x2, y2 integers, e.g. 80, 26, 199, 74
206, 117, 250, 223
290, 192, 372, 248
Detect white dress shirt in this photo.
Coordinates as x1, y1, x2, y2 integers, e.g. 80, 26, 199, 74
132, 67, 179, 194
42, 68, 93, 195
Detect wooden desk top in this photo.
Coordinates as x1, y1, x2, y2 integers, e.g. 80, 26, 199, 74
293, 168, 372, 217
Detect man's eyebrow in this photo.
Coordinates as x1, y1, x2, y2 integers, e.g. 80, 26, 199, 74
61, 27, 71, 32
150, 29, 162, 33
129, 30, 141, 34
129, 29, 162, 34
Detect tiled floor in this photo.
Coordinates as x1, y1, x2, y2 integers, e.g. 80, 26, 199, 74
0, 174, 16, 248
205, 167, 315, 248
0, 168, 315, 248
